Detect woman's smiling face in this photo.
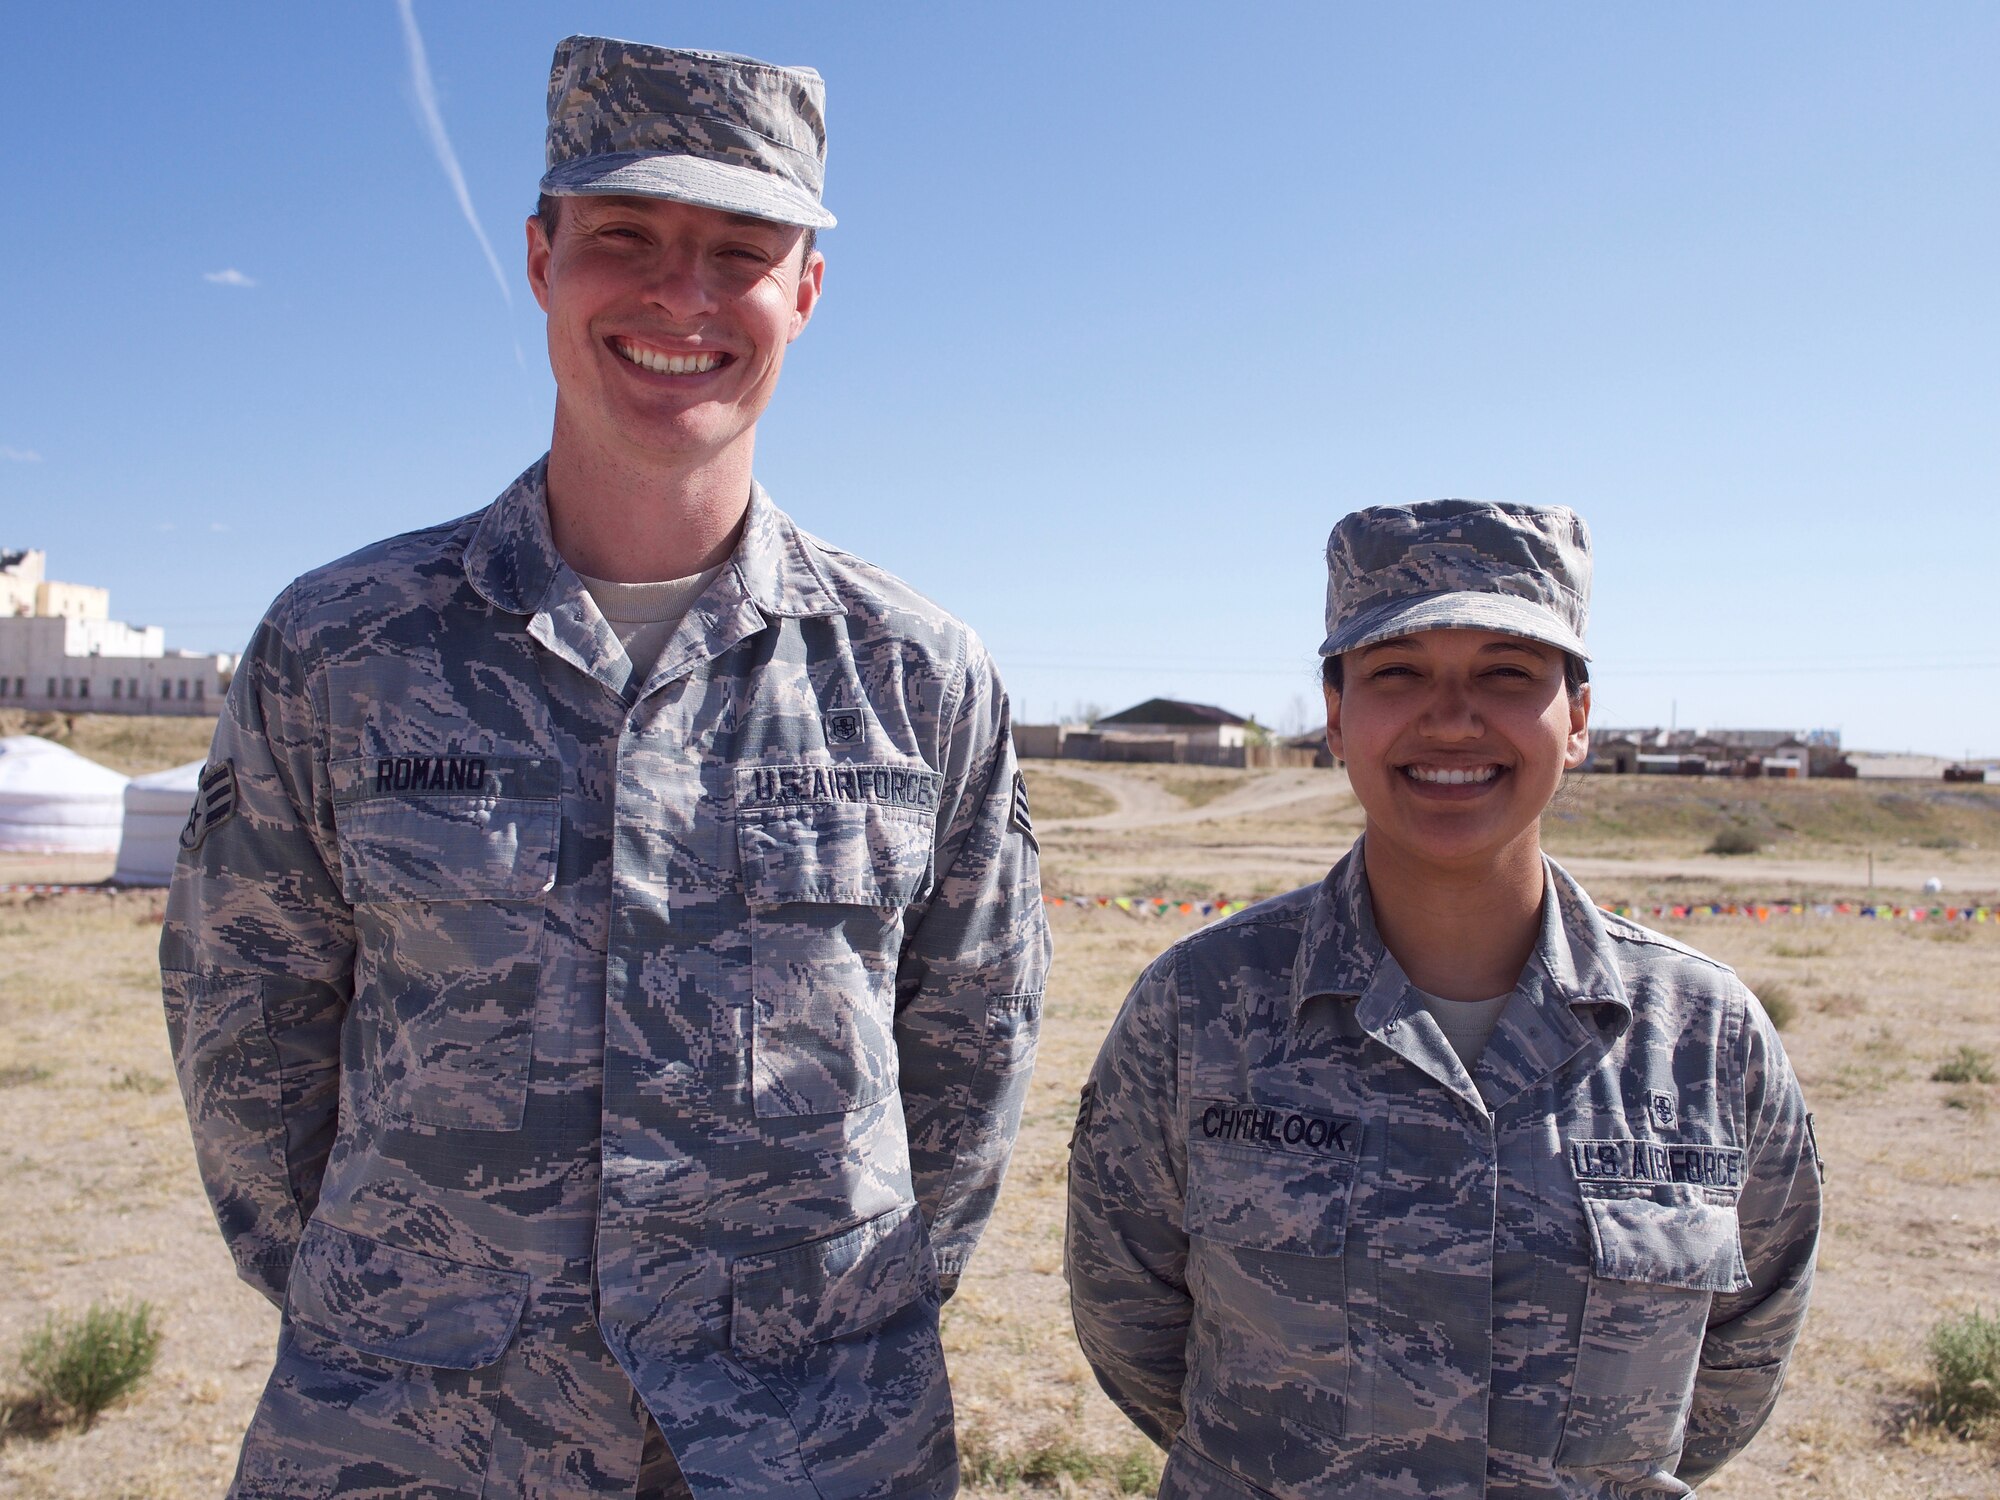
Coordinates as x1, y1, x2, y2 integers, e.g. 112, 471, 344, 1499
1325, 628, 1590, 877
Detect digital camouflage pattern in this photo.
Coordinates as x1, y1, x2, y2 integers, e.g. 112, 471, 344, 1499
541, 36, 836, 229
1067, 840, 1818, 1499
163, 459, 1048, 1499
1321, 499, 1594, 661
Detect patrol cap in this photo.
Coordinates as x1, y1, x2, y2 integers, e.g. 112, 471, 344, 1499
1320, 499, 1592, 662
541, 36, 836, 230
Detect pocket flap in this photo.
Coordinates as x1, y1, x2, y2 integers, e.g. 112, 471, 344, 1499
1186, 1126, 1360, 1258
286, 1221, 529, 1370
735, 765, 937, 907
330, 755, 560, 904
730, 1204, 936, 1360
1580, 1192, 1750, 1293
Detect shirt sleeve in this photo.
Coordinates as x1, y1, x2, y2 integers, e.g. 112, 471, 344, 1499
159, 590, 355, 1307
893, 637, 1050, 1294
1677, 986, 1822, 1485
1065, 950, 1190, 1450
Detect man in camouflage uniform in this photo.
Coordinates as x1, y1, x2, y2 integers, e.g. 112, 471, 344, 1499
165, 36, 1047, 1500
1066, 502, 1819, 1497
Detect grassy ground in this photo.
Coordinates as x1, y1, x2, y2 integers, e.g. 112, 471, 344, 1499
3, 768, 1997, 1496
1020, 769, 1117, 820
0, 712, 218, 777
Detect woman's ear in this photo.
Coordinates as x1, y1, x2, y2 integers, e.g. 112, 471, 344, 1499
1564, 682, 1591, 770
1323, 680, 1345, 764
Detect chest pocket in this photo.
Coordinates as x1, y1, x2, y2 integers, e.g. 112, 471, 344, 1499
736, 763, 938, 1118
330, 754, 560, 1132
1558, 1178, 1750, 1470
1183, 1123, 1361, 1441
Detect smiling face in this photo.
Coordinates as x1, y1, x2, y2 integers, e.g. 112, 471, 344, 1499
1325, 628, 1591, 879
525, 194, 823, 475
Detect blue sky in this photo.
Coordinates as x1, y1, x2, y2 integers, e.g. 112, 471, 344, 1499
4, 3, 1995, 754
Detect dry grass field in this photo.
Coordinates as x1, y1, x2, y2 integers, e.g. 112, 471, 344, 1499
3, 740, 1997, 1496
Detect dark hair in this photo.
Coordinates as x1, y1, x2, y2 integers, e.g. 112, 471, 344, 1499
1321, 648, 1589, 701
534, 193, 816, 265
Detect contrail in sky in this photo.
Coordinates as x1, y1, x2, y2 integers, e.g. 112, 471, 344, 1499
395, 0, 512, 308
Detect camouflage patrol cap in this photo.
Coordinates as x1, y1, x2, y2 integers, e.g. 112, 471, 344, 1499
541, 36, 835, 229
1320, 499, 1592, 661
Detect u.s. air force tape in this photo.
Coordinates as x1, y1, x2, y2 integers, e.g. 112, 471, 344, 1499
1568, 1138, 1745, 1190
738, 762, 942, 812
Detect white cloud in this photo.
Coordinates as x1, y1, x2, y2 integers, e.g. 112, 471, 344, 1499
208, 522, 231, 533
204, 268, 257, 287
0, 446, 42, 463
155, 522, 177, 532
395, 0, 512, 309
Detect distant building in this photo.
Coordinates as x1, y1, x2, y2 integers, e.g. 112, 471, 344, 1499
0, 548, 234, 716
1013, 697, 1315, 768
1582, 726, 1839, 779
1095, 698, 1252, 749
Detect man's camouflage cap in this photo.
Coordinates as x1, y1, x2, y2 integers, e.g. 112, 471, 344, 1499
1320, 498, 1592, 662
541, 36, 835, 229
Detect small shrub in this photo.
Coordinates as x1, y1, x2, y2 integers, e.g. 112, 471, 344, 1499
17, 1302, 162, 1431
110, 1070, 169, 1095
1707, 825, 1762, 856
960, 1427, 1162, 1495
1756, 983, 1797, 1031
1932, 1047, 1998, 1086
1811, 990, 1866, 1018
1772, 940, 1831, 959
1923, 1309, 2000, 1437
0, 1065, 52, 1089
1944, 1085, 1990, 1118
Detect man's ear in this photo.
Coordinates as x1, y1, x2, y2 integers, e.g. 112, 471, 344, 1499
1564, 682, 1591, 770
788, 248, 824, 342
1323, 680, 1345, 765
526, 214, 553, 313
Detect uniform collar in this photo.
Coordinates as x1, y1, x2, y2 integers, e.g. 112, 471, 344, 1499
463, 459, 842, 623
462, 458, 842, 698
1289, 836, 1631, 1023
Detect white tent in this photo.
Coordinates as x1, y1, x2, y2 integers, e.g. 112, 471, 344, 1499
114, 758, 206, 886
0, 736, 130, 854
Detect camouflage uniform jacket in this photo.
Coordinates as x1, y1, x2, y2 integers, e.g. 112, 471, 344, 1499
163, 459, 1049, 1500
1066, 841, 1819, 1499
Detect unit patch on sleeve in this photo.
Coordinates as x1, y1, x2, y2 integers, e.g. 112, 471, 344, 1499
1648, 1090, 1679, 1130
1011, 771, 1034, 837
178, 760, 238, 851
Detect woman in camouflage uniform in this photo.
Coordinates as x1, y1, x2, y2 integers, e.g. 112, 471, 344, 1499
1066, 500, 1820, 1499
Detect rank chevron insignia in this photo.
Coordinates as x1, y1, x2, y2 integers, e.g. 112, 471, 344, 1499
179, 760, 238, 851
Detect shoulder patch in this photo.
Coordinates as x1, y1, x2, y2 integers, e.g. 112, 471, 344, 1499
178, 760, 237, 851
1011, 771, 1034, 837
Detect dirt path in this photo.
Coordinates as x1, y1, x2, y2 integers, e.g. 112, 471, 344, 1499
1041, 767, 1352, 833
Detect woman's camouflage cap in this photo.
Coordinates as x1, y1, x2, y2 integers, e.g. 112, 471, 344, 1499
1320, 499, 1592, 661
541, 36, 835, 229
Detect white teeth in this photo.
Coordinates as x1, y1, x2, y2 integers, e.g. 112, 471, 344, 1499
615, 342, 723, 376
1407, 765, 1500, 785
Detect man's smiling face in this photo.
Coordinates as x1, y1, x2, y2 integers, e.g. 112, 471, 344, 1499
1325, 628, 1590, 876
526, 194, 822, 472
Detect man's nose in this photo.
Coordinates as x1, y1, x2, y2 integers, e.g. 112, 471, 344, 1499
642, 248, 718, 320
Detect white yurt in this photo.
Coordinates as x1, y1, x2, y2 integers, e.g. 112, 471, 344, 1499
114, 759, 206, 886
0, 736, 130, 854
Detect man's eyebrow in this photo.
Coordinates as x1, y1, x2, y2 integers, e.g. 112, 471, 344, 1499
1477, 639, 1548, 657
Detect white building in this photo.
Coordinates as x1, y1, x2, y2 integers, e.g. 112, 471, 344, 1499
0, 548, 234, 716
